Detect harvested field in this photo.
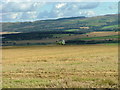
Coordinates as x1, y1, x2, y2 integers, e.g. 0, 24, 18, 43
2, 44, 118, 88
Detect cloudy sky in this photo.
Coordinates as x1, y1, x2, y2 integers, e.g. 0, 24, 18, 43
0, 0, 119, 22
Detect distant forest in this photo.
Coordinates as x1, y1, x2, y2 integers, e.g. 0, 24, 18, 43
2, 31, 86, 41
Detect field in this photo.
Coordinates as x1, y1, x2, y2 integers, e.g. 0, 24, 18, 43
2, 44, 118, 88
2, 31, 118, 46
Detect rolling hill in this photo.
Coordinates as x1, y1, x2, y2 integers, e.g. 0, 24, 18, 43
1, 14, 119, 46
2, 14, 119, 33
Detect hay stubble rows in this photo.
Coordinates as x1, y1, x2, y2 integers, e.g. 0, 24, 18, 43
2, 45, 118, 88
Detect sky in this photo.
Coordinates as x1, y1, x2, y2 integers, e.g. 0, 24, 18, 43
0, 0, 119, 22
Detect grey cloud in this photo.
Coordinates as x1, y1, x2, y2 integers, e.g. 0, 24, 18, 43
109, 3, 118, 9
78, 2, 99, 9
20, 12, 37, 20
37, 10, 57, 20
36, 2, 98, 20
0, 2, 102, 22
2, 2, 45, 13
2, 12, 21, 21
56, 2, 99, 10
79, 11, 96, 16
48, 2, 98, 18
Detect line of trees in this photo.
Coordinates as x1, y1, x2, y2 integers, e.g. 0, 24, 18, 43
2, 31, 86, 41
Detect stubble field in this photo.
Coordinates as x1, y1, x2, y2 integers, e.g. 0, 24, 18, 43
2, 44, 118, 88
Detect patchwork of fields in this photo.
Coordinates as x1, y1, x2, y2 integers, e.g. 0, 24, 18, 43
2, 44, 118, 88
2, 31, 118, 46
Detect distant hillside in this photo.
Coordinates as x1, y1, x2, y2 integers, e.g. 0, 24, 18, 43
2, 14, 118, 32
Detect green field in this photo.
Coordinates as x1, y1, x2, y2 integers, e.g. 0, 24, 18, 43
2, 44, 118, 88
65, 29, 79, 31
102, 25, 118, 29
